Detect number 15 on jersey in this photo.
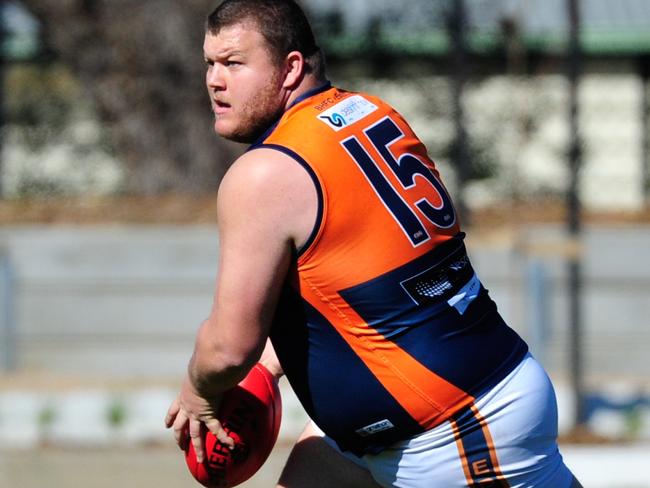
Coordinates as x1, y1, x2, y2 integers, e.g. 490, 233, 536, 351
341, 116, 457, 247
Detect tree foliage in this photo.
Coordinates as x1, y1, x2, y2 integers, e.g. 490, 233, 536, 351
20, 0, 240, 194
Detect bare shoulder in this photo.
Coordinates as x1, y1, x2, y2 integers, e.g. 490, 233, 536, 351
220, 148, 313, 193
217, 148, 318, 248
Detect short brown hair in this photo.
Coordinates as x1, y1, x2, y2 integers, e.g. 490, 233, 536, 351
207, 0, 326, 79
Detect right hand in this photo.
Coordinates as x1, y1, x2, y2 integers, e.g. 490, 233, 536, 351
164, 375, 234, 463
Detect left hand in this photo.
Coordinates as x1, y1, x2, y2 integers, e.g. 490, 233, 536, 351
165, 375, 234, 463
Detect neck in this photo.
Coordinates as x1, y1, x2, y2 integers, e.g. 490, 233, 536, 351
246, 75, 330, 148
283, 74, 328, 111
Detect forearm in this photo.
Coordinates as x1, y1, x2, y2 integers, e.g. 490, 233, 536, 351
259, 338, 284, 379
188, 319, 263, 398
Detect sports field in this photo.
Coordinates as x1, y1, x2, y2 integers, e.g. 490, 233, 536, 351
0, 443, 292, 488
2, 441, 650, 488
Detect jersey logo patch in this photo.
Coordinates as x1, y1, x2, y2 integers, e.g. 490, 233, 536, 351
401, 254, 473, 306
447, 273, 481, 315
317, 95, 378, 131
355, 419, 395, 437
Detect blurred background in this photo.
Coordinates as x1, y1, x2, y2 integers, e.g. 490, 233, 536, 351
1, 0, 649, 487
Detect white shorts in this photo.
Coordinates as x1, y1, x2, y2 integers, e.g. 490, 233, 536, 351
316, 353, 578, 487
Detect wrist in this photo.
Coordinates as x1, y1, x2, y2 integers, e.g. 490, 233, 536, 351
258, 357, 284, 380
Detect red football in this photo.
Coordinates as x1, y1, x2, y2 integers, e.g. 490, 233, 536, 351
185, 363, 282, 488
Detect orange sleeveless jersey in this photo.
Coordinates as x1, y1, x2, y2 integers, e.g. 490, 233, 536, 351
255, 84, 527, 454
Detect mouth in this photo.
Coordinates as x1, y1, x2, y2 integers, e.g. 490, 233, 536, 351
213, 99, 231, 116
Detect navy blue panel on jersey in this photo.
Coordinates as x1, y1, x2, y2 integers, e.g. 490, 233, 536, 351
391, 297, 528, 398
338, 234, 471, 335
270, 284, 424, 455
339, 235, 528, 397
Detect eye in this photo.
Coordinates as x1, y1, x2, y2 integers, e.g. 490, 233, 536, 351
226, 59, 242, 67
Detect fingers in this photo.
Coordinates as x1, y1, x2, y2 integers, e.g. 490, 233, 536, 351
181, 415, 234, 464
165, 397, 180, 428
168, 380, 232, 463
172, 409, 190, 451
189, 418, 206, 463
206, 418, 235, 450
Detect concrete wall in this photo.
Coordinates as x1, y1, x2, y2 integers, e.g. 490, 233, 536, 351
1, 224, 649, 383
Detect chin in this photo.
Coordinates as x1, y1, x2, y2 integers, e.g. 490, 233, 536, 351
214, 119, 229, 136
215, 122, 264, 144
214, 121, 240, 142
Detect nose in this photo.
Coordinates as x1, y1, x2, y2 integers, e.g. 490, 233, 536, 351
206, 64, 225, 90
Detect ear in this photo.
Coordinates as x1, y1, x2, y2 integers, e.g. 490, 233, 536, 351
282, 51, 305, 89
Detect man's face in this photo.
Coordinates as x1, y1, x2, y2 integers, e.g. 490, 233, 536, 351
203, 23, 285, 144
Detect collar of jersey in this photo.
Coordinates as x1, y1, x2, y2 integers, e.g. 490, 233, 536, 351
248, 80, 332, 150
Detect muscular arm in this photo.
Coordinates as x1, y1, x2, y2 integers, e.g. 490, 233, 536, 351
192, 147, 316, 392
167, 147, 317, 460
